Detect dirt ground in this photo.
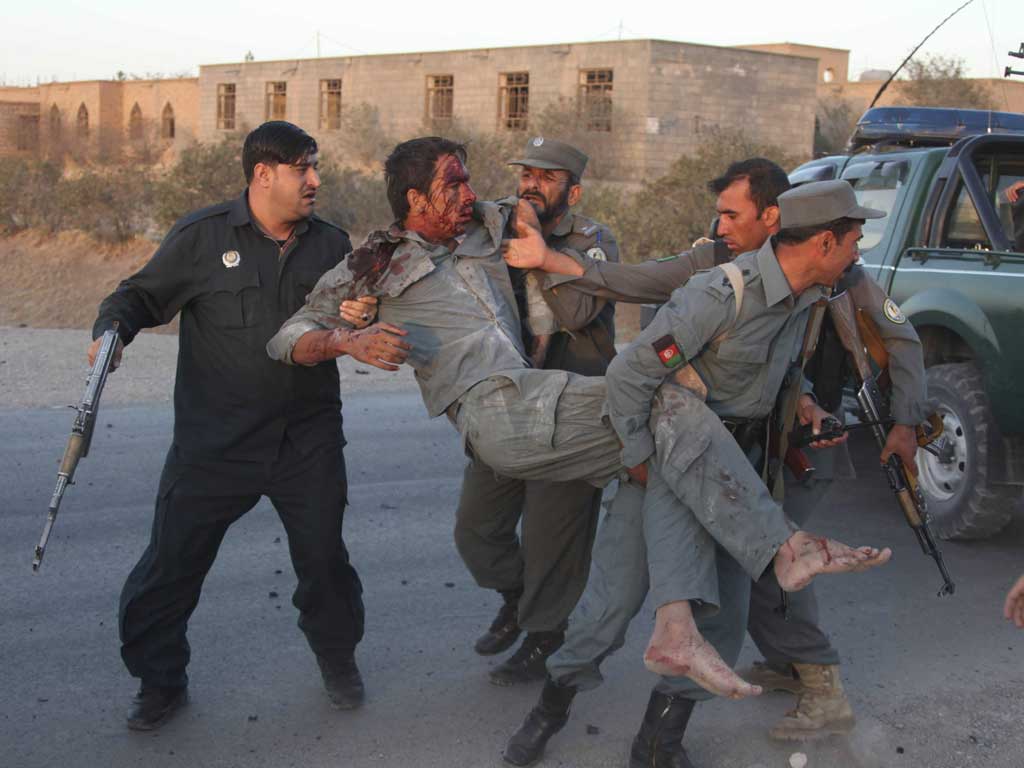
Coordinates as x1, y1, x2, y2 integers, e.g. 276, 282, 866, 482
0, 229, 642, 338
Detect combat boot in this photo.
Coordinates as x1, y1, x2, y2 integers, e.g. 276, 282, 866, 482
629, 689, 696, 768
125, 683, 188, 731
316, 653, 365, 710
475, 591, 522, 656
768, 663, 854, 741
490, 628, 565, 686
503, 677, 577, 766
741, 660, 806, 695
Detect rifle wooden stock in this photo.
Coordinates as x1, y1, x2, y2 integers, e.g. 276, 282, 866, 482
856, 307, 890, 370
33, 324, 119, 571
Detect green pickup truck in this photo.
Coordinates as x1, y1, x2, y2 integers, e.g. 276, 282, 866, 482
790, 107, 1024, 539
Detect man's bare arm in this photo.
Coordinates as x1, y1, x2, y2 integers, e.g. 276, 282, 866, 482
292, 324, 411, 371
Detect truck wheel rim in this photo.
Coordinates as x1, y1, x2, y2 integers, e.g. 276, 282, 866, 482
916, 406, 968, 504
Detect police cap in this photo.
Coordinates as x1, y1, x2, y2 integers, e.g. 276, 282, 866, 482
778, 180, 886, 229
507, 137, 588, 179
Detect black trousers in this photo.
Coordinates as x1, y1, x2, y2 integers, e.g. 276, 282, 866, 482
119, 438, 363, 689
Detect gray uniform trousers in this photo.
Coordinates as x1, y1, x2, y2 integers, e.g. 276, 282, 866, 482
454, 457, 601, 631
454, 376, 793, 604
746, 447, 848, 668
546, 474, 750, 701
547, 466, 843, 699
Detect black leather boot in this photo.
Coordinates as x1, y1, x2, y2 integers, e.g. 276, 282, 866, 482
490, 629, 565, 686
503, 677, 577, 766
316, 653, 365, 710
125, 684, 188, 731
475, 590, 522, 656
629, 690, 697, 768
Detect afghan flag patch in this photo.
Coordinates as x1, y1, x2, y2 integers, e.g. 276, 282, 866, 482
653, 334, 683, 368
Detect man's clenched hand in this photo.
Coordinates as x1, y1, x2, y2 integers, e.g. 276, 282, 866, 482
881, 423, 919, 475
340, 296, 378, 329
796, 394, 847, 449
334, 323, 411, 371
87, 335, 124, 371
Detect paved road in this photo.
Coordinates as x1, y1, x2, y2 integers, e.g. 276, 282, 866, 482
2, 339, 1023, 767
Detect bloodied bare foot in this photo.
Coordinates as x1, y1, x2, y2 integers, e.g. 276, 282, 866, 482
642, 600, 763, 699
773, 531, 892, 592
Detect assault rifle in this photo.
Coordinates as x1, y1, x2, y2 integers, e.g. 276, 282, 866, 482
827, 292, 955, 596
33, 324, 119, 570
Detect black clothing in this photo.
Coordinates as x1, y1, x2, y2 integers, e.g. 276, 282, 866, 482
100, 193, 362, 689
94, 193, 351, 462
120, 440, 361, 689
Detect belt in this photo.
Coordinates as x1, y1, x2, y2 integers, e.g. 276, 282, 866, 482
721, 416, 768, 456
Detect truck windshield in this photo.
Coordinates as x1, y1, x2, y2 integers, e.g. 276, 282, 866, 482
841, 160, 909, 255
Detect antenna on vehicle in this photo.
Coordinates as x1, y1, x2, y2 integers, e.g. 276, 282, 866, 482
869, 0, 975, 109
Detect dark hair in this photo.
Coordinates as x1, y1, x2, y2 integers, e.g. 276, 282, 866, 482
774, 217, 864, 246
708, 158, 790, 214
384, 137, 468, 221
242, 121, 318, 183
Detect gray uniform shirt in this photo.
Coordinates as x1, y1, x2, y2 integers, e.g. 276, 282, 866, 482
547, 242, 928, 430
606, 240, 830, 468
543, 240, 725, 305
267, 201, 536, 418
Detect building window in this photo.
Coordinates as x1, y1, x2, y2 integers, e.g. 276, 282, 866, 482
49, 105, 62, 141
129, 103, 144, 140
217, 83, 236, 130
76, 103, 89, 138
319, 79, 342, 130
265, 81, 287, 121
162, 103, 175, 139
425, 74, 454, 122
498, 72, 529, 131
579, 69, 613, 132
17, 115, 39, 151
823, 67, 835, 83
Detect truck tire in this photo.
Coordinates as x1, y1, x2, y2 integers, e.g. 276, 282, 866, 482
917, 362, 1017, 540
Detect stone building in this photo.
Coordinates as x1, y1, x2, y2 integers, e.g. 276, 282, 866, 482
4, 38, 1021, 178
0, 77, 197, 162
197, 39, 819, 181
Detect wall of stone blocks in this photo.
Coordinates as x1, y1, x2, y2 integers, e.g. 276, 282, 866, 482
198, 41, 658, 178
120, 78, 200, 149
742, 43, 849, 86
0, 102, 40, 155
641, 41, 817, 179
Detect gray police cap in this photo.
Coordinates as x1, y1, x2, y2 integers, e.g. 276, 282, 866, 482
778, 179, 886, 229
508, 136, 588, 179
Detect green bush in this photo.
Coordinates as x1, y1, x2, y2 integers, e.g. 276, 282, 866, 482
152, 138, 243, 231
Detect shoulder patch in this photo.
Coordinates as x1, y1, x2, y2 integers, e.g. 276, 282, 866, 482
585, 246, 608, 262
883, 298, 907, 324
652, 334, 684, 368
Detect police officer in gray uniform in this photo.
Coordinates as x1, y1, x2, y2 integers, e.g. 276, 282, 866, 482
504, 179, 907, 767
502, 160, 928, 747
456, 138, 619, 684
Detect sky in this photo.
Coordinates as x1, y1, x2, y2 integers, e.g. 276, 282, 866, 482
2, 0, 1023, 86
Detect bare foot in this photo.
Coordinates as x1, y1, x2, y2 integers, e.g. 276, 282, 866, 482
774, 531, 892, 592
643, 600, 763, 700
